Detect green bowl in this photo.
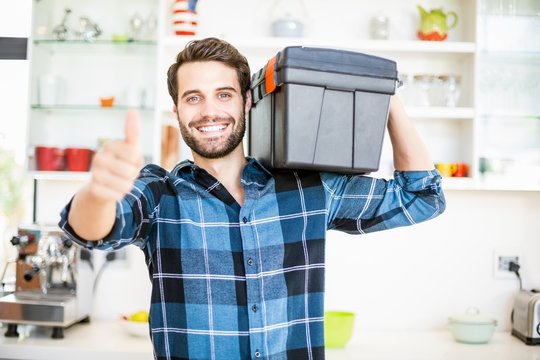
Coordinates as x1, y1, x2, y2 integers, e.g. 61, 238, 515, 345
324, 311, 355, 348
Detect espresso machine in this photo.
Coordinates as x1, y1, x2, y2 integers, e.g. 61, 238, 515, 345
0, 224, 93, 338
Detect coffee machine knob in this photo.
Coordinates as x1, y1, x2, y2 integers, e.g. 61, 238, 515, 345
23, 266, 40, 282
10, 236, 20, 246
10, 235, 29, 246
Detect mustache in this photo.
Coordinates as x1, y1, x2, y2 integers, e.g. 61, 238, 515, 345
189, 116, 234, 128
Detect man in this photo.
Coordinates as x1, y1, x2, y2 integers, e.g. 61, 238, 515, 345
60, 37, 445, 359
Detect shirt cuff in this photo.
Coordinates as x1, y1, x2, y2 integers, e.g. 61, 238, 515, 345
393, 169, 443, 192
58, 197, 121, 251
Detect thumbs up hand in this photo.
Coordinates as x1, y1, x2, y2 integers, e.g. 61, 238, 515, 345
88, 109, 144, 202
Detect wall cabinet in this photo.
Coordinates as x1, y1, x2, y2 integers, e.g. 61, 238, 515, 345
475, 0, 540, 190
27, 0, 540, 192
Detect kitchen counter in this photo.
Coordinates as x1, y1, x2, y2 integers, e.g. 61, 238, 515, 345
0, 321, 539, 360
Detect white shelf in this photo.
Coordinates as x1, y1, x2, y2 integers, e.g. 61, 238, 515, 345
31, 171, 91, 182
441, 177, 475, 190
406, 106, 475, 119
477, 180, 540, 192
441, 177, 540, 192
480, 111, 540, 119
162, 36, 476, 54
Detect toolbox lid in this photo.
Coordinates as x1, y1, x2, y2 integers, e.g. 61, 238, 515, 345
276, 46, 397, 79
250, 46, 398, 100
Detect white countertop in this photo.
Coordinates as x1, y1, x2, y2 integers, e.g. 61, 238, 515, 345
326, 331, 540, 360
0, 321, 152, 360
1, 321, 539, 360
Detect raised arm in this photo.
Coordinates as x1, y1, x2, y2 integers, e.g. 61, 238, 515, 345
387, 95, 434, 171
67, 110, 143, 240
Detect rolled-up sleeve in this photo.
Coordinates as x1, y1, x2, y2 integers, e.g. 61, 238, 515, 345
322, 169, 445, 234
58, 164, 170, 251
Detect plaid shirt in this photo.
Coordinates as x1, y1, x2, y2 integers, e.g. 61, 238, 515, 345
59, 158, 445, 360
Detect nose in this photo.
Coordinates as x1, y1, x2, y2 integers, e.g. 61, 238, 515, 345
199, 98, 220, 119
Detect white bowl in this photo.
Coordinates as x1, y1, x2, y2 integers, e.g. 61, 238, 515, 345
119, 319, 149, 338
448, 308, 497, 344
449, 322, 496, 344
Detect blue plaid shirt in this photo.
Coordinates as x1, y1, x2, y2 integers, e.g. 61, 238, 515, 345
59, 158, 445, 360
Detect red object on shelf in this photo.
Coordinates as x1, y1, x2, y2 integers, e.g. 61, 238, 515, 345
35, 146, 65, 171
453, 163, 469, 177
172, 0, 198, 36
65, 148, 94, 172
417, 31, 448, 41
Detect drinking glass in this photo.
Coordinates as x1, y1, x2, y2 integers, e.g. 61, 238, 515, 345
442, 74, 461, 107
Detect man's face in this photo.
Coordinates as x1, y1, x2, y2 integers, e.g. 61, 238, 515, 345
174, 61, 250, 159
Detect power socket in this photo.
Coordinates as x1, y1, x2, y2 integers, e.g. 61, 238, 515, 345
493, 249, 520, 280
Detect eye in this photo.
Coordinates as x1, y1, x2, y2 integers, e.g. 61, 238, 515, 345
186, 95, 201, 104
218, 92, 232, 100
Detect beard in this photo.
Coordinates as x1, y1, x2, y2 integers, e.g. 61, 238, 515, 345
178, 109, 246, 159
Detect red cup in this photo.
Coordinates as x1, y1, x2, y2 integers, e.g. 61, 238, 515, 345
35, 146, 65, 171
65, 148, 94, 172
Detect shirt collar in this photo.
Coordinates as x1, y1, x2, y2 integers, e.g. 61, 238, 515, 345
242, 157, 273, 186
171, 157, 273, 184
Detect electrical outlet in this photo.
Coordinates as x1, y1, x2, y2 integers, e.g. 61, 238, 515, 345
497, 255, 519, 271
493, 249, 521, 280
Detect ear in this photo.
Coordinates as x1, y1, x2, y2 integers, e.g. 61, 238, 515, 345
244, 90, 252, 114
172, 105, 178, 114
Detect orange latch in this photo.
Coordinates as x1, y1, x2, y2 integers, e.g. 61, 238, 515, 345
265, 55, 277, 94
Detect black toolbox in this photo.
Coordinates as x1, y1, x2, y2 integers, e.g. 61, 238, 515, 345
248, 46, 399, 174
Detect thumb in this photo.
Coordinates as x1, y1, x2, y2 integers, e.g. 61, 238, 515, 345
124, 109, 140, 145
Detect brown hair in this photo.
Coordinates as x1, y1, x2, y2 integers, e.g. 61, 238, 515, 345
167, 37, 251, 106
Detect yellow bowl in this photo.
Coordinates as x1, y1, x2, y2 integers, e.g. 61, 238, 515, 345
324, 311, 355, 348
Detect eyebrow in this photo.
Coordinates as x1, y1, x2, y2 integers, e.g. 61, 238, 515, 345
181, 86, 238, 99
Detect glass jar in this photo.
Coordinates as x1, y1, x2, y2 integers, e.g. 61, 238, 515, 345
370, 14, 389, 40
412, 74, 435, 107
440, 74, 462, 107
397, 73, 412, 105
428, 76, 445, 107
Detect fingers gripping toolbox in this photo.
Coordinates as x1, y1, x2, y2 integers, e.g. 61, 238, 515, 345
248, 46, 400, 174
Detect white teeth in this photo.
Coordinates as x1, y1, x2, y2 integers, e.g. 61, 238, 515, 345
199, 124, 227, 132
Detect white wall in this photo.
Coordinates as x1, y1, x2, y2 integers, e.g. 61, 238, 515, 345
325, 189, 540, 331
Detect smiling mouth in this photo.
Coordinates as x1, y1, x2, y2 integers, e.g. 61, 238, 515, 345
195, 123, 230, 135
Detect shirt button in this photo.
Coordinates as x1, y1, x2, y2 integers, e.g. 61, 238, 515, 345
247, 258, 254, 266
255, 351, 261, 358
251, 304, 258, 312
242, 216, 248, 224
